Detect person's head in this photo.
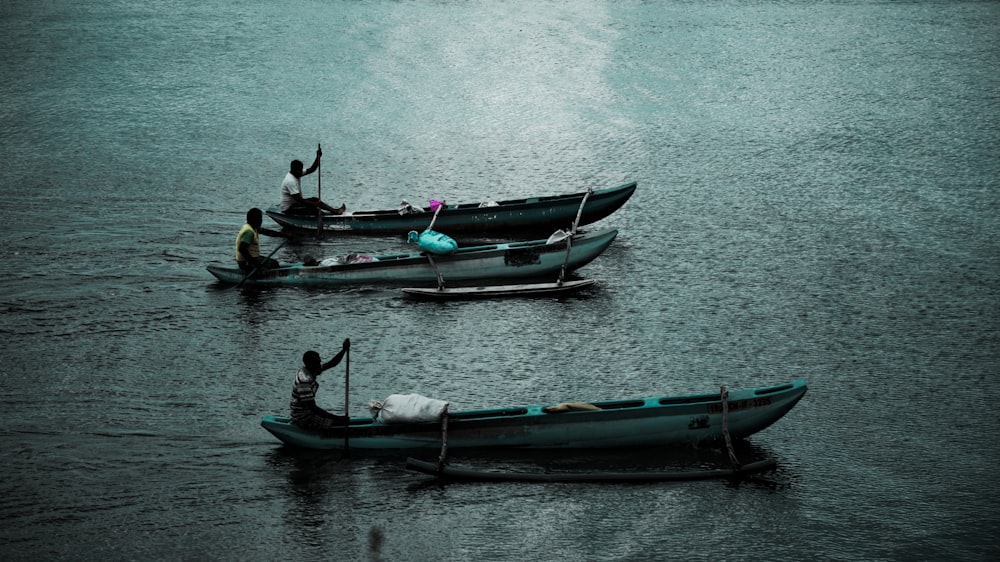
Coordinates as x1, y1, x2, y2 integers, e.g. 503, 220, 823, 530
302, 350, 322, 373
290, 159, 305, 177
246, 207, 263, 229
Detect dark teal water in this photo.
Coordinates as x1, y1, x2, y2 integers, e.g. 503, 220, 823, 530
2, 1, 998, 560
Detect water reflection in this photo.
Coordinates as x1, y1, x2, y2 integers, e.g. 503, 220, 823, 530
266, 447, 356, 548
264, 446, 401, 560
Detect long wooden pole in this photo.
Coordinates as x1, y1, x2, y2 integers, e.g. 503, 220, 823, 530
316, 143, 323, 238
235, 239, 286, 288
343, 346, 350, 455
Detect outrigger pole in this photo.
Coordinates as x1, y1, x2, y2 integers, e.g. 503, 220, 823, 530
558, 186, 592, 285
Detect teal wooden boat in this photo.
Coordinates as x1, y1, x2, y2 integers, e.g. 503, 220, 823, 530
259, 380, 808, 451
207, 228, 618, 287
265, 181, 636, 235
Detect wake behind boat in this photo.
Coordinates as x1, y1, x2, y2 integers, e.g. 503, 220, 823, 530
260, 380, 808, 451
207, 228, 618, 287
265, 181, 636, 236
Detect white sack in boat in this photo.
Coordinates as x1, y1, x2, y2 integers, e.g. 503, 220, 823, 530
372, 393, 449, 423
546, 229, 570, 244
398, 200, 424, 214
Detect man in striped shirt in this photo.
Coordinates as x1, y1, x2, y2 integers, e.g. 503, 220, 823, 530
290, 339, 350, 429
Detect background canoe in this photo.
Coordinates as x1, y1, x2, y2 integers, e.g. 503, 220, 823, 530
265, 181, 636, 235
207, 228, 618, 287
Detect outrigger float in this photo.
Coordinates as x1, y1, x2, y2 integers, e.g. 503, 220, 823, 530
404, 457, 779, 482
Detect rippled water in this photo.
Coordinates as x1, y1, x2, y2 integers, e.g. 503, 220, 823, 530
1, 0, 998, 560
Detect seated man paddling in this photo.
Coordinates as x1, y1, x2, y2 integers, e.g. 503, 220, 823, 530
290, 340, 351, 429
279, 145, 346, 215
236, 207, 287, 275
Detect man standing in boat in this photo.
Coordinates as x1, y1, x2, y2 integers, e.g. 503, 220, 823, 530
280, 145, 345, 215
236, 207, 286, 275
290, 341, 351, 429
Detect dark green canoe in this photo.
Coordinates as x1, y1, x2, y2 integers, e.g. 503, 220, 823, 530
265, 181, 637, 235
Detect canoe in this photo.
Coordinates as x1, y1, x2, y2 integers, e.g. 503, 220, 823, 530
405, 457, 778, 483
259, 379, 808, 451
207, 228, 617, 287
265, 181, 637, 235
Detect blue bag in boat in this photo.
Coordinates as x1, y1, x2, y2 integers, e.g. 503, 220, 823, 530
407, 229, 457, 255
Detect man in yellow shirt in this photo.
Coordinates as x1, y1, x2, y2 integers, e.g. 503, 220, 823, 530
236, 207, 287, 275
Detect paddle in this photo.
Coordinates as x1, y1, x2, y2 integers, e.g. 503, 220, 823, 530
557, 186, 593, 285
343, 344, 350, 455
235, 239, 287, 288
316, 143, 323, 238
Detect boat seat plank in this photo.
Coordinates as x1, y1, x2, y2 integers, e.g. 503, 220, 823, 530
447, 407, 529, 420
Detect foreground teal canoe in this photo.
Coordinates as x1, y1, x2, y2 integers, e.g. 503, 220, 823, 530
260, 380, 808, 451
265, 181, 637, 235
207, 228, 617, 287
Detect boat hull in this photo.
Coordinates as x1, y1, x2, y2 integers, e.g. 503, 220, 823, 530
207, 228, 617, 287
265, 181, 636, 235
260, 380, 808, 451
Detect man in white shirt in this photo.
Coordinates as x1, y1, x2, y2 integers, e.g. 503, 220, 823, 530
279, 145, 345, 215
